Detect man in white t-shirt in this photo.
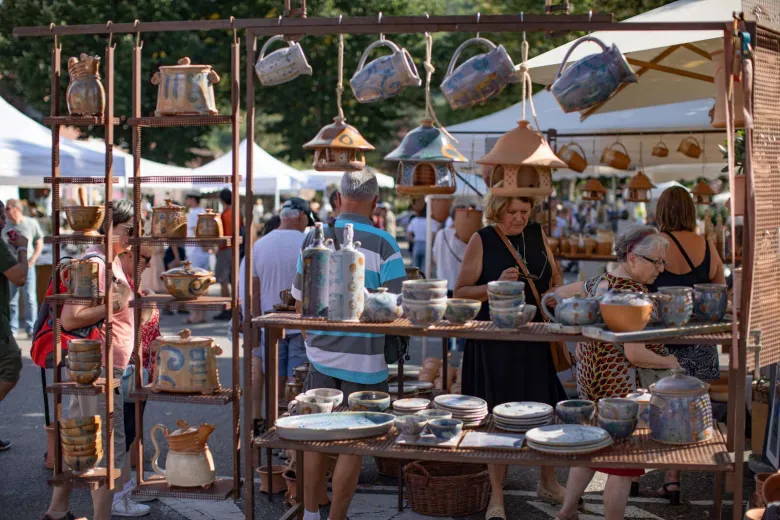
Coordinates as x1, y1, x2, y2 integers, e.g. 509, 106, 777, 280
432, 226, 467, 292
407, 213, 442, 272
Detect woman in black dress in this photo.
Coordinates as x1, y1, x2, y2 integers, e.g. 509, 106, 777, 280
455, 191, 567, 520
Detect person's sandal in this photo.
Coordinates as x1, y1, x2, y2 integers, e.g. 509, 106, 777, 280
486, 503, 506, 520
659, 482, 681, 505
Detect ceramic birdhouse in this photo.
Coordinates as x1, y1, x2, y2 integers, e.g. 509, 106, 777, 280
303, 116, 375, 172
386, 119, 465, 196
477, 120, 566, 197
626, 171, 656, 203
691, 180, 715, 205
581, 178, 608, 201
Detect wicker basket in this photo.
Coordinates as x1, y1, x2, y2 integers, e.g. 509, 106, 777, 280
404, 461, 490, 517
374, 456, 411, 478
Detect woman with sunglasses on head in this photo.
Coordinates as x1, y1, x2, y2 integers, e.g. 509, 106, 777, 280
553, 226, 680, 520
455, 185, 567, 520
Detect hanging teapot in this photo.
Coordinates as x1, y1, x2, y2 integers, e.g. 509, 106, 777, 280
350, 39, 421, 103
441, 37, 516, 110
550, 36, 637, 113
151, 420, 216, 488
540, 292, 601, 327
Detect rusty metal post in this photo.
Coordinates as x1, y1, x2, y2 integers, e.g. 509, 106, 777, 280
104, 36, 116, 492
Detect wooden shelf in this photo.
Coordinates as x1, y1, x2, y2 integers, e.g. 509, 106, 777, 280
43, 116, 121, 127
46, 294, 106, 306
132, 475, 235, 500
45, 176, 119, 184
128, 236, 239, 248
48, 468, 121, 490
129, 175, 241, 184
127, 115, 235, 128
129, 387, 236, 405
130, 295, 235, 312
45, 235, 105, 245
47, 378, 120, 396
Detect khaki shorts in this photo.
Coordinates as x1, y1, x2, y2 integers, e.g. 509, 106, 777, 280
68, 367, 126, 471
0, 336, 22, 383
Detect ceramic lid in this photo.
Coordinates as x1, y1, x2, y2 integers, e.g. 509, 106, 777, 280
158, 57, 213, 72
154, 199, 184, 212
691, 179, 716, 196
651, 370, 710, 396
303, 116, 375, 151
198, 209, 220, 218
384, 119, 466, 164
582, 178, 608, 193
169, 419, 199, 437
627, 171, 656, 190
476, 120, 567, 168
600, 289, 652, 307
625, 389, 652, 403
153, 328, 215, 347
161, 261, 212, 279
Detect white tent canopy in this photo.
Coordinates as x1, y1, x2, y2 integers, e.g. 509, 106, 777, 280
525, 0, 739, 116
300, 168, 395, 191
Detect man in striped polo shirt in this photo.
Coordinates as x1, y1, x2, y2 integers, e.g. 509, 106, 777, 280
291, 169, 406, 520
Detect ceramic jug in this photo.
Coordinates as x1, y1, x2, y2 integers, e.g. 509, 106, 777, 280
550, 36, 637, 113
557, 142, 588, 173
255, 35, 313, 87
195, 209, 223, 238
441, 37, 516, 110
677, 136, 702, 159
600, 142, 631, 170
328, 223, 365, 322
301, 223, 333, 318
350, 39, 421, 103
66, 54, 106, 116
540, 293, 601, 327
59, 255, 103, 298
151, 420, 216, 488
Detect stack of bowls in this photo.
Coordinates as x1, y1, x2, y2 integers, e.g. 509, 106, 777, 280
66, 339, 102, 385
60, 415, 103, 474
392, 398, 431, 416
597, 398, 639, 440
402, 279, 448, 327
488, 281, 527, 329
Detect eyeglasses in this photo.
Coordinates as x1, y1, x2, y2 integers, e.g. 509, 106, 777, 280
140, 254, 152, 264
635, 253, 667, 270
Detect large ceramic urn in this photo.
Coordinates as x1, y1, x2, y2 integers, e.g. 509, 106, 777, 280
150, 329, 222, 394
328, 224, 365, 322
151, 420, 216, 488
649, 370, 713, 445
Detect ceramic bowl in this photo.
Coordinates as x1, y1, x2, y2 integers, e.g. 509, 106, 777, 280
59, 415, 100, 429
61, 423, 100, 436
62, 444, 100, 457
487, 281, 526, 296
445, 299, 481, 324
488, 296, 525, 309
763, 472, 780, 504
515, 305, 537, 327
657, 286, 693, 327
402, 286, 448, 301
305, 388, 344, 408
67, 368, 101, 385
598, 416, 638, 440
416, 409, 452, 420
403, 300, 447, 327
598, 398, 639, 421
490, 307, 520, 330
394, 415, 428, 437
64, 206, 105, 235
693, 283, 728, 322
488, 291, 527, 302
60, 432, 101, 447
67, 360, 101, 372
402, 279, 448, 291
67, 339, 102, 353
63, 451, 103, 474
556, 400, 596, 424
348, 391, 391, 412
600, 302, 652, 333
427, 418, 463, 441
67, 352, 102, 364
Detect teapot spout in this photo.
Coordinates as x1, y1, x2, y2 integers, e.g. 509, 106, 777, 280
197, 423, 216, 445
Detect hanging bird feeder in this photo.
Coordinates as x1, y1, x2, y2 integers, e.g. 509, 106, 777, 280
581, 178, 608, 201
691, 180, 716, 205
626, 171, 656, 203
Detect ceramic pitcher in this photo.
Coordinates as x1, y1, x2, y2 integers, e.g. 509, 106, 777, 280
255, 35, 313, 86
600, 142, 631, 170
692, 283, 728, 322
66, 54, 105, 116
328, 223, 365, 321
557, 142, 588, 173
301, 223, 333, 318
550, 36, 637, 113
441, 37, 516, 110
151, 421, 216, 488
350, 39, 421, 103
59, 255, 103, 298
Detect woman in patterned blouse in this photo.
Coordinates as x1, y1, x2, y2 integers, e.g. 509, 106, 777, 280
552, 227, 681, 520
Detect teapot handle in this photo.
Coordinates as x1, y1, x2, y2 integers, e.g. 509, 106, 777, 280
355, 39, 403, 73
151, 71, 161, 86
680, 136, 701, 148
540, 292, 560, 322
258, 35, 294, 62
57, 258, 74, 290
553, 35, 610, 82
150, 424, 167, 478
445, 37, 497, 78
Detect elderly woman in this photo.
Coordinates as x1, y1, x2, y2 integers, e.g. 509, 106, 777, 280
554, 226, 682, 520
455, 187, 567, 520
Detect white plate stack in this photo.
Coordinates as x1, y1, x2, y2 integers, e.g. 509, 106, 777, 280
525, 424, 613, 455
392, 398, 431, 416
433, 394, 488, 427
492, 402, 554, 432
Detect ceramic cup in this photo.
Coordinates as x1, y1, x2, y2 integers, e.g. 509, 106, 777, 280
305, 388, 344, 408
598, 416, 638, 440
288, 395, 335, 415
445, 299, 482, 325
515, 304, 537, 327
350, 39, 421, 103
487, 281, 526, 296
416, 409, 453, 420
426, 418, 463, 441
598, 398, 639, 421
255, 36, 313, 87
488, 296, 526, 309
394, 415, 428, 438
693, 283, 728, 322
556, 399, 596, 424
657, 286, 693, 327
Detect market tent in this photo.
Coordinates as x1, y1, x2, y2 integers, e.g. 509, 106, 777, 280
524, 0, 739, 117
300, 167, 395, 191
193, 139, 306, 209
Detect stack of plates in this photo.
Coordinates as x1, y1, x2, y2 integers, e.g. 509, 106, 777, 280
525, 424, 613, 455
392, 398, 431, 416
492, 402, 554, 432
433, 394, 488, 427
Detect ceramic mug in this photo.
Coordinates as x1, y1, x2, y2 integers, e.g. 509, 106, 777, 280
288, 395, 335, 415
255, 35, 313, 87
350, 39, 421, 103
279, 289, 296, 307
441, 37, 516, 110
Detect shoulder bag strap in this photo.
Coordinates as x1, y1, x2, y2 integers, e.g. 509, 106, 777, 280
538, 226, 563, 288
327, 220, 341, 251
493, 225, 544, 316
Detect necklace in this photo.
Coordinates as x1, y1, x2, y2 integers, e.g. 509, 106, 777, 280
508, 230, 548, 280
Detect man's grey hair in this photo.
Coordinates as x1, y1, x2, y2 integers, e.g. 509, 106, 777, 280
280, 207, 302, 220
340, 169, 379, 202
6, 199, 21, 210
614, 225, 669, 263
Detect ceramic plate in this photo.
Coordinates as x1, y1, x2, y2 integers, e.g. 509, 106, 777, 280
434, 394, 488, 411
276, 412, 395, 442
493, 402, 554, 420
392, 398, 431, 411
459, 432, 526, 450
525, 425, 610, 447
495, 421, 552, 432
526, 437, 613, 455
492, 413, 553, 425
389, 381, 434, 394
387, 364, 422, 377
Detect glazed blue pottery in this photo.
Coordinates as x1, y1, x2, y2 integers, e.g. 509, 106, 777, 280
487, 281, 525, 297
440, 37, 516, 110
394, 415, 428, 438
624, 390, 652, 429
657, 286, 693, 327
416, 409, 452, 420
348, 391, 391, 413
301, 223, 332, 318
426, 418, 463, 441
361, 288, 403, 323
490, 308, 518, 329
597, 398, 639, 421
598, 416, 638, 440
403, 299, 447, 327
515, 304, 537, 327
540, 292, 601, 327
488, 296, 525, 309
693, 283, 728, 322
328, 224, 365, 322
350, 39, 421, 104
549, 36, 637, 113
556, 400, 596, 425
445, 299, 482, 325
403, 286, 448, 301
649, 371, 713, 445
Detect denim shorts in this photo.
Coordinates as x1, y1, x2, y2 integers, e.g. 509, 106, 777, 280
254, 333, 307, 377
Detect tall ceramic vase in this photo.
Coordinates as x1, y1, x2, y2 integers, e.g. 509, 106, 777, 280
328, 224, 365, 321
301, 223, 332, 318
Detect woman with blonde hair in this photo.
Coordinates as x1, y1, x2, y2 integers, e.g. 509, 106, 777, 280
455, 185, 567, 520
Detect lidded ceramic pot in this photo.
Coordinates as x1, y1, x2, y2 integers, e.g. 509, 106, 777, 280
160, 261, 216, 300
626, 171, 656, 203
303, 117, 375, 172
196, 209, 223, 238
328, 223, 365, 322
150, 420, 216, 488
152, 199, 187, 238
649, 370, 713, 445
301, 223, 333, 318
66, 54, 105, 116
150, 329, 222, 394
151, 57, 220, 116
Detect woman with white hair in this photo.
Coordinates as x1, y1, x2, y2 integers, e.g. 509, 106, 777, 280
553, 226, 681, 520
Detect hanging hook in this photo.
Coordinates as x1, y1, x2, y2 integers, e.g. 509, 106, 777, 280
50, 22, 59, 49
476, 12, 481, 40
588, 10, 593, 34
521, 12, 526, 43
106, 21, 114, 48
378, 12, 384, 41
230, 16, 238, 45
134, 20, 142, 48
278, 15, 283, 25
